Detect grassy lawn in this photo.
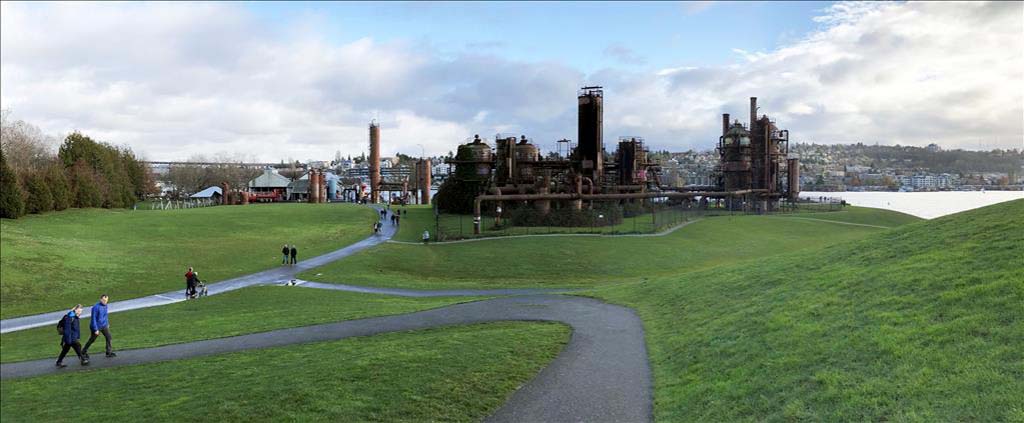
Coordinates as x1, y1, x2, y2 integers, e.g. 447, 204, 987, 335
591, 199, 1024, 421
302, 207, 914, 290
1, 322, 570, 422
0, 286, 483, 363
0, 203, 377, 318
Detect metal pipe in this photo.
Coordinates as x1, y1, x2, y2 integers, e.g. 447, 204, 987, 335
722, 113, 730, 136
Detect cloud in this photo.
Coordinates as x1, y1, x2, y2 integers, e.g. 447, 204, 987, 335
604, 45, 647, 65
1, 1, 1021, 163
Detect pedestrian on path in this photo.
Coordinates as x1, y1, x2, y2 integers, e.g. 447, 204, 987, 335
281, 244, 290, 265
290, 245, 298, 265
83, 294, 116, 358
422, 229, 430, 244
55, 304, 88, 368
185, 267, 197, 299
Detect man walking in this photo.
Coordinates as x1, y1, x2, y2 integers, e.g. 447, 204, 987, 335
83, 294, 116, 358
289, 244, 298, 265
281, 244, 290, 265
56, 304, 89, 368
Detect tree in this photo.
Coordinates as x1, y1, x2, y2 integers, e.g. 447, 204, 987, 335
0, 148, 25, 218
69, 160, 103, 208
22, 171, 54, 214
46, 164, 72, 211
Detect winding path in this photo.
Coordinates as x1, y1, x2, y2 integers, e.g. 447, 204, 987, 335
0, 207, 653, 422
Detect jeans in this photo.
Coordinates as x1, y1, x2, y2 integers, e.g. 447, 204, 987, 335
57, 341, 84, 363
83, 326, 113, 355
282, 254, 289, 264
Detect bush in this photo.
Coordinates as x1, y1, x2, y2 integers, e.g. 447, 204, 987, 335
0, 148, 25, 218
22, 171, 54, 214
507, 203, 624, 228
435, 178, 487, 214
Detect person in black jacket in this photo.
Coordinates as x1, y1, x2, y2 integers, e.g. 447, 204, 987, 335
56, 304, 89, 368
281, 244, 290, 265
289, 245, 297, 265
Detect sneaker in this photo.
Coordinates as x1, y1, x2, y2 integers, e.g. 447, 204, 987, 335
81, 359, 90, 366
106, 352, 117, 358
55, 362, 66, 368
83, 352, 90, 360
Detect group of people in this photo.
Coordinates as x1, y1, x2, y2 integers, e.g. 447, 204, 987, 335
281, 244, 298, 265
55, 295, 116, 367
374, 207, 406, 233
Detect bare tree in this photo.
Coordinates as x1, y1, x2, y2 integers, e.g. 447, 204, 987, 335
0, 109, 59, 172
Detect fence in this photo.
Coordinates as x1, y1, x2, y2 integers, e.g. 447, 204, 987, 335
432, 197, 845, 241
138, 198, 220, 210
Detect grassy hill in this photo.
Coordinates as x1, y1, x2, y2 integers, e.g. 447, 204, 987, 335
302, 207, 916, 290
594, 199, 1023, 421
0, 204, 377, 318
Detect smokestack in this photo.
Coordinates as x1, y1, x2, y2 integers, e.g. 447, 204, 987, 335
787, 158, 800, 201
420, 159, 432, 205
369, 121, 381, 204
749, 97, 758, 129
722, 113, 730, 136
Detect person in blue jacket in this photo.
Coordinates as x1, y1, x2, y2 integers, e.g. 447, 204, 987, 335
82, 294, 116, 358
56, 304, 89, 368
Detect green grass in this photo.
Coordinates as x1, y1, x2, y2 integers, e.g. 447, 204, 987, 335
0, 286, 482, 363
591, 199, 1024, 421
1, 322, 570, 422
0, 203, 378, 318
303, 207, 916, 290
766, 205, 920, 227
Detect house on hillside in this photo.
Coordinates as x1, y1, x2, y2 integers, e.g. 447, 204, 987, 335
190, 186, 223, 203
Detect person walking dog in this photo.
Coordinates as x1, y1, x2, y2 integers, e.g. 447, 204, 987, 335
55, 304, 89, 368
82, 294, 116, 358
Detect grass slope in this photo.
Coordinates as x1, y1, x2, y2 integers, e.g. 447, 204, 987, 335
0, 286, 482, 363
1, 322, 569, 422
303, 208, 915, 290
0, 204, 377, 318
594, 199, 1024, 421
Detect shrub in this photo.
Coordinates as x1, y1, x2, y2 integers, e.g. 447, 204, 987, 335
69, 160, 103, 208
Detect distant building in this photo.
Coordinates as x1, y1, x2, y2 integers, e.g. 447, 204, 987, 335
926, 143, 942, 153
190, 186, 223, 201
248, 168, 290, 200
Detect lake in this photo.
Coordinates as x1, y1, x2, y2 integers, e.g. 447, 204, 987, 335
801, 191, 1024, 219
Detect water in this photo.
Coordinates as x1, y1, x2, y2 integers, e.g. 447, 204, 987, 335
801, 191, 1023, 219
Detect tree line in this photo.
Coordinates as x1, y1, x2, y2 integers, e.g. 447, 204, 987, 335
1, 113, 155, 219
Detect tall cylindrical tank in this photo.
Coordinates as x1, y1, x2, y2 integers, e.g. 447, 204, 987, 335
578, 86, 604, 182
319, 172, 327, 203
720, 123, 752, 193
418, 158, 432, 204
369, 122, 381, 204
308, 170, 317, 203
327, 175, 338, 201
455, 135, 492, 181
514, 136, 538, 185
787, 158, 800, 201
722, 113, 730, 136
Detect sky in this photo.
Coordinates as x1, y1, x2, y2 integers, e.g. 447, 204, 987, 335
1, 1, 1022, 162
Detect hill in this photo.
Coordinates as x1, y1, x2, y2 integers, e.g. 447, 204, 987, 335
595, 199, 1023, 421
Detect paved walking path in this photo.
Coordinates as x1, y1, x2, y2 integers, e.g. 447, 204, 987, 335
766, 215, 894, 229
0, 206, 654, 422
0, 210, 399, 334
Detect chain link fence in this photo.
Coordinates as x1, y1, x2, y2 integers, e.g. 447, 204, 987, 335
432, 197, 846, 241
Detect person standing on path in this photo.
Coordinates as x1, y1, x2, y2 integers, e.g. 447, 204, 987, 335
422, 229, 430, 244
185, 267, 197, 299
290, 244, 298, 265
82, 294, 116, 358
55, 304, 88, 368
281, 244, 290, 265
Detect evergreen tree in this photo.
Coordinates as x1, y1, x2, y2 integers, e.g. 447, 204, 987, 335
0, 148, 26, 218
47, 164, 72, 211
23, 171, 54, 214
69, 160, 103, 208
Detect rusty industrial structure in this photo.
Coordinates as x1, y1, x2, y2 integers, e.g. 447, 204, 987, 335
437, 87, 800, 233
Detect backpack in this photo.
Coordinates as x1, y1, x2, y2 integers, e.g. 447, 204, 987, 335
56, 315, 66, 336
